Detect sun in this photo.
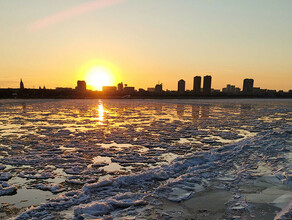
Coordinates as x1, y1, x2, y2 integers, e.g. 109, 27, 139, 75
78, 59, 121, 90
85, 66, 114, 91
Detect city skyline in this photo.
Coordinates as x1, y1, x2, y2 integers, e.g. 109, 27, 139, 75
1, 0, 292, 91
3, 72, 289, 92
13, 76, 291, 94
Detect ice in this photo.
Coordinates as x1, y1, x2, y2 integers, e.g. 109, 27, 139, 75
107, 193, 147, 207
12, 206, 52, 220
272, 194, 292, 209
226, 195, 250, 215
275, 172, 292, 186
0, 99, 291, 219
166, 188, 194, 202
274, 200, 292, 220
231, 205, 246, 211
66, 175, 97, 185
74, 202, 112, 217
91, 162, 108, 168
64, 166, 85, 175
18, 171, 55, 179
83, 179, 113, 192
0, 181, 17, 196
217, 176, 237, 182
15, 122, 292, 218
0, 172, 12, 181
74, 193, 147, 218
32, 183, 65, 194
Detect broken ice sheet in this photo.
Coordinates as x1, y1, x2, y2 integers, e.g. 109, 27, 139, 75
0, 99, 291, 219
32, 183, 65, 194
0, 181, 17, 196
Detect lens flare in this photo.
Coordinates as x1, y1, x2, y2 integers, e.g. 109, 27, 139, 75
29, 0, 126, 31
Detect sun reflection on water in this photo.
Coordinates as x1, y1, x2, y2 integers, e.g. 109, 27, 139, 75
97, 102, 104, 124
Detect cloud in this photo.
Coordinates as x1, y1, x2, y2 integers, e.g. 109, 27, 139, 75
29, 0, 126, 32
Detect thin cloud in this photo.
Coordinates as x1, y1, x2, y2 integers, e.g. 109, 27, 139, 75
29, 0, 126, 31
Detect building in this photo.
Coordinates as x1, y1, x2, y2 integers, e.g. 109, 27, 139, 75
102, 86, 117, 93
147, 88, 155, 92
56, 87, 74, 91
235, 88, 241, 93
252, 87, 261, 95
193, 76, 201, 94
20, 79, 24, 90
124, 87, 135, 94
76, 80, 86, 92
155, 83, 163, 93
243, 79, 254, 94
117, 82, 124, 92
178, 79, 185, 94
222, 84, 240, 94
203, 75, 212, 95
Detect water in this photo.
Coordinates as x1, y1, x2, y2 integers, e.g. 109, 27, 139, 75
0, 99, 291, 219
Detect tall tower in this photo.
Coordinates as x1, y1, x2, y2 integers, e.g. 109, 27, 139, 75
243, 78, 254, 94
20, 79, 24, 90
76, 80, 86, 92
193, 76, 201, 94
178, 79, 185, 94
203, 75, 212, 95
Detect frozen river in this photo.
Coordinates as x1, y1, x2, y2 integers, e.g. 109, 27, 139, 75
0, 99, 291, 219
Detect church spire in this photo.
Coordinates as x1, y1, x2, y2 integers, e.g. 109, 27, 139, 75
20, 79, 24, 90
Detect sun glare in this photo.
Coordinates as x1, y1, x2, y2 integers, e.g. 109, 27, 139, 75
85, 66, 114, 91
97, 102, 104, 123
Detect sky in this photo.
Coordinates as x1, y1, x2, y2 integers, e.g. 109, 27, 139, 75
0, 0, 292, 91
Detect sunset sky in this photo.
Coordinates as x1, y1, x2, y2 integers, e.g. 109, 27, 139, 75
0, 0, 291, 91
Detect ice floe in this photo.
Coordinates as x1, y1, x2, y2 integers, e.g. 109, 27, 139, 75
18, 171, 55, 179
0, 172, 12, 181
0, 181, 17, 196
1, 99, 291, 219
32, 183, 65, 194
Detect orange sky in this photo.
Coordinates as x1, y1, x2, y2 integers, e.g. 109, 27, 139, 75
0, 0, 291, 91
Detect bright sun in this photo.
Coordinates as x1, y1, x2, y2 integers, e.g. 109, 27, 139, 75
85, 66, 114, 91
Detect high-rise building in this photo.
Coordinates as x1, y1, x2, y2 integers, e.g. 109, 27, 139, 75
20, 79, 24, 90
76, 80, 86, 92
193, 76, 201, 94
117, 82, 124, 92
178, 79, 185, 94
243, 79, 254, 94
155, 83, 163, 93
203, 75, 212, 95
